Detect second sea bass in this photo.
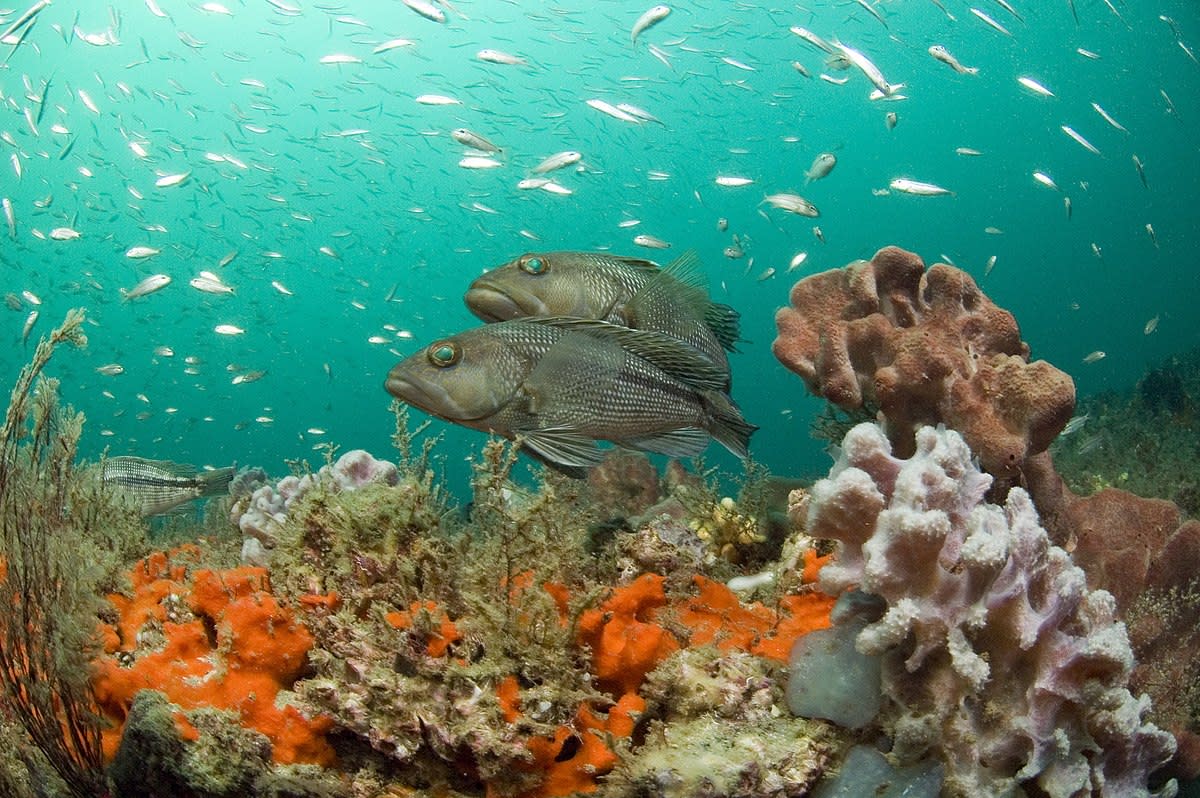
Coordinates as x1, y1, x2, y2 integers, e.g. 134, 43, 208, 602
464, 250, 740, 372
384, 318, 756, 477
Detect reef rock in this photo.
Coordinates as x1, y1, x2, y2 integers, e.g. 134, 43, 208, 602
799, 422, 1177, 798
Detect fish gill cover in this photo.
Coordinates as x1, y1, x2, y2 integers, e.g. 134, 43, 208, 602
0, 2, 1197, 487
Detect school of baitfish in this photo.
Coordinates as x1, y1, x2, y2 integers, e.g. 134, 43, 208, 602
0, 0, 1187, 482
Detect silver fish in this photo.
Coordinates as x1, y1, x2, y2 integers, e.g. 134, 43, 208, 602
970, 7, 1011, 35
451, 128, 501, 153
889, 177, 954, 196
385, 318, 755, 477
1132, 155, 1148, 188
633, 233, 671, 249
763, 192, 819, 217
789, 26, 836, 54
833, 41, 903, 97
853, 0, 888, 28
122, 274, 171, 300
805, 153, 837, 183
0, 0, 50, 44
401, 0, 445, 23
532, 150, 581, 174
1061, 125, 1100, 156
1090, 102, 1127, 133
631, 4, 670, 43
101, 456, 235, 516
465, 250, 739, 373
1061, 414, 1089, 437
928, 45, 978, 75
21, 309, 38, 344
477, 48, 526, 66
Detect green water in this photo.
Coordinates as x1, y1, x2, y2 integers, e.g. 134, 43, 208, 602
1, 0, 1197, 494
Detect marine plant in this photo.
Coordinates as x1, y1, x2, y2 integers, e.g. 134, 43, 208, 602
1053, 347, 1200, 518
0, 309, 147, 798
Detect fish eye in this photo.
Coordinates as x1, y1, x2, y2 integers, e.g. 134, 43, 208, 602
519, 255, 548, 275
427, 341, 461, 368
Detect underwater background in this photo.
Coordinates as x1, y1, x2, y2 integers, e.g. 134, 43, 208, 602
1, 0, 1198, 494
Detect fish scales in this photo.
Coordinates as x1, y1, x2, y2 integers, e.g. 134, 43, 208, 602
385, 318, 754, 476
464, 250, 739, 375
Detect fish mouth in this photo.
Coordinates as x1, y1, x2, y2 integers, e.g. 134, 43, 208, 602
385, 370, 488, 423
464, 284, 547, 322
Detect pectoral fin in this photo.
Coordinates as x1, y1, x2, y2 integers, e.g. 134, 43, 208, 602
518, 428, 606, 475
522, 331, 623, 420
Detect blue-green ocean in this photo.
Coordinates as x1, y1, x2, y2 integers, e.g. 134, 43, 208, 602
2, 0, 1197, 497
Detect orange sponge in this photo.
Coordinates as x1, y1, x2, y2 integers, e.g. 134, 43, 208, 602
92, 549, 334, 766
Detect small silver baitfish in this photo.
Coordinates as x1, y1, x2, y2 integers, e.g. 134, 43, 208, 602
101, 456, 235, 516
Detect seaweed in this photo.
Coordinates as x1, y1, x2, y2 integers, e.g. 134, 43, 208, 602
1053, 347, 1200, 517
809, 401, 878, 447
0, 309, 147, 798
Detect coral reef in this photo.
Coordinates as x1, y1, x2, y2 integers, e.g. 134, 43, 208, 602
230, 449, 401, 566
92, 546, 336, 768
773, 246, 1075, 481
797, 421, 1177, 797
1060, 485, 1200, 782
1067, 488, 1200, 613
107, 690, 340, 798
1036, 352, 1200, 780
85, 429, 843, 797
1126, 582, 1200, 784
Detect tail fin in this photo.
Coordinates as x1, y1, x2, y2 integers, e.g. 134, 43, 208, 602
702, 390, 757, 459
198, 466, 236, 497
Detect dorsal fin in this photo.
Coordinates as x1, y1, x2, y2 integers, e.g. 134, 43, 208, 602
704, 302, 743, 352
627, 249, 708, 318
628, 250, 742, 352
527, 317, 729, 391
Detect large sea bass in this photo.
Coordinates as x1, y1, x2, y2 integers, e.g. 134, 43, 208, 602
464, 250, 740, 374
385, 317, 755, 477
101, 456, 235, 516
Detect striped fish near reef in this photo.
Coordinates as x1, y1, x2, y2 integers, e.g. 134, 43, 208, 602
101, 456, 235, 516
385, 318, 756, 477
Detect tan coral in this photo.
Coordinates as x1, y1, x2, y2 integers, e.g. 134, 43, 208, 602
773, 246, 1075, 478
